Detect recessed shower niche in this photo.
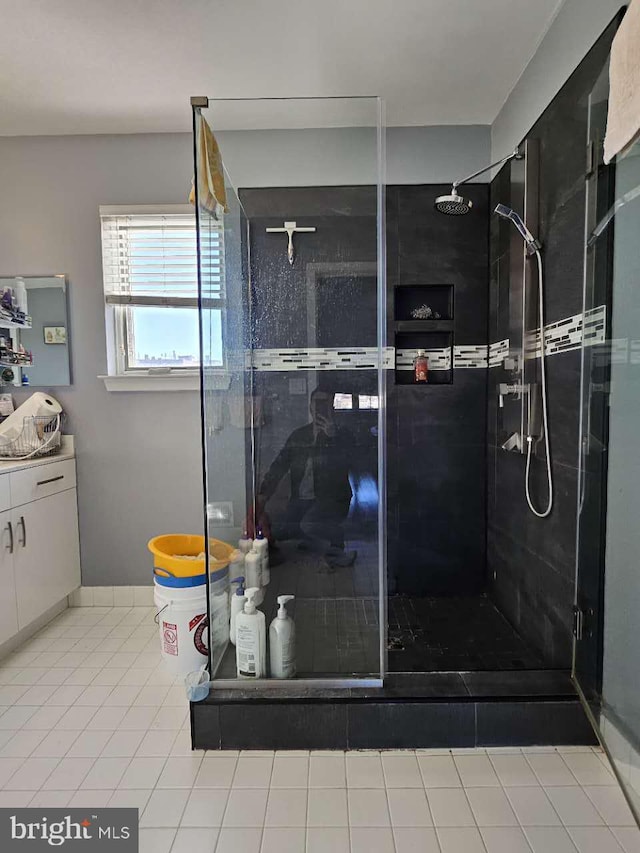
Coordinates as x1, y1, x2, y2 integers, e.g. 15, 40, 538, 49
394, 284, 454, 384
394, 283, 453, 323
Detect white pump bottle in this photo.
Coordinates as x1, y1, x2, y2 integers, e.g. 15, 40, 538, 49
236, 587, 267, 678
269, 595, 296, 679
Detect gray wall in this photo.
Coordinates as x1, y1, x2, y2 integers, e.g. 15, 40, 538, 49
0, 133, 202, 587
492, 0, 625, 160
217, 125, 491, 188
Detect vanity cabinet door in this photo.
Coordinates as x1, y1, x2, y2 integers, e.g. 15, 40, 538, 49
0, 509, 18, 644
13, 489, 81, 629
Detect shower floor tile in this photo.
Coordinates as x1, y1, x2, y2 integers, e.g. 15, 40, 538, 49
387, 595, 545, 673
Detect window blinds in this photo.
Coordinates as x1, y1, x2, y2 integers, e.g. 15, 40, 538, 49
100, 212, 224, 306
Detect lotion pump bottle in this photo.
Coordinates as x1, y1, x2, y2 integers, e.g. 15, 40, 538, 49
269, 595, 296, 679
229, 576, 246, 646
236, 588, 266, 678
253, 529, 270, 585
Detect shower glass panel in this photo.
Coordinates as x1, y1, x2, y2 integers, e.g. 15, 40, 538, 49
576, 64, 640, 819
193, 98, 386, 686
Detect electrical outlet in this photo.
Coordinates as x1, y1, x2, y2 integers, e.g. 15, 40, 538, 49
207, 501, 234, 526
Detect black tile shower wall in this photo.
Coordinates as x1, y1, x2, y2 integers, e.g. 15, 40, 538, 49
240, 184, 490, 597
239, 187, 380, 540
487, 19, 620, 667
389, 184, 489, 595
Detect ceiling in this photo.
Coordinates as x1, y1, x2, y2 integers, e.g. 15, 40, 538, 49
0, 0, 565, 136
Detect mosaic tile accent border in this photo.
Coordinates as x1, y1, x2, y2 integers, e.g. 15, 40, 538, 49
244, 307, 608, 371
525, 305, 607, 359
490, 305, 607, 368
453, 345, 488, 369
247, 347, 395, 371
489, 339, 509, 367
591, 338, 640, 366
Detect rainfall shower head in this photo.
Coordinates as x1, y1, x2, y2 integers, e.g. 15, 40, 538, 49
435, 148, 522, 217
434, 190, 473, 216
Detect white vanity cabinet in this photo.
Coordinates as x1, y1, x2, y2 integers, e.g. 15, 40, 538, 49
0, 448, 80, 645
0, 510, 19, 645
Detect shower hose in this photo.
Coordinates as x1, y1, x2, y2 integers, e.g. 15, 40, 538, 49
525, 249, 553, 518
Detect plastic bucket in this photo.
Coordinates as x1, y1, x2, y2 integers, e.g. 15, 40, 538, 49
154, 572, 210, 676
153, 567, 230, 676
148, 534, 234, 578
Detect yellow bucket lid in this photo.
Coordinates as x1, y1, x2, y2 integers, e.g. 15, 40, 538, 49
147, 534, 234, 578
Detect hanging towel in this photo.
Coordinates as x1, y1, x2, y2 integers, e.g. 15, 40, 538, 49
189, 116, 228, 217
604, 0, 640, 164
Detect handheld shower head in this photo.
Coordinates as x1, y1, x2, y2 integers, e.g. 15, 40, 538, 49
494, 204, 541, 254
434, 190, 473, 216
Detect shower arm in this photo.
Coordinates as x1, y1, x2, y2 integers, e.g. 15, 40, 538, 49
451, 148, 522, 191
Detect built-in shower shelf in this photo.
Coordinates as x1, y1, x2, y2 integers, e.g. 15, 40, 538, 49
394, 284, 454, 323
394, 328, 454, 385
394, 319, 454, 333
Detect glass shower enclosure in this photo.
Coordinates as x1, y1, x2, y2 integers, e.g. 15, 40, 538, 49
574, 61, 640, 820
193, 96, 386, 687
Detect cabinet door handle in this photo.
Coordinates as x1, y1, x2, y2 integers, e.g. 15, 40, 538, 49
36, 475, 64, 487
18, 516, 26, 548
5, 522, 13, 554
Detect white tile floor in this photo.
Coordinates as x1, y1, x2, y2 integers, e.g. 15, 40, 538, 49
0, 605, 638, 853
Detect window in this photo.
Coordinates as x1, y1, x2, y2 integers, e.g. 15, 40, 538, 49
333, 393, 354, 410
100, 205, 224, 380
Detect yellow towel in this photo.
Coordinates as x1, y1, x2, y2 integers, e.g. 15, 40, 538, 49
189, 116, 228, 217
604, 0, 640, 164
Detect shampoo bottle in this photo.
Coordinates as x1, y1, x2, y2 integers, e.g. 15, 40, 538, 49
253, 529, 270, 585
236, 588, 266, 678
244, 550, 264, 605
229, 576, 246, 646
269, 595, 296, 679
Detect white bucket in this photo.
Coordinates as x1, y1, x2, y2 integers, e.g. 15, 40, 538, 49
153, 576, 210, 676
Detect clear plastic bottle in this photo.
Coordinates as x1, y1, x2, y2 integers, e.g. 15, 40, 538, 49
414, 349, 429, 383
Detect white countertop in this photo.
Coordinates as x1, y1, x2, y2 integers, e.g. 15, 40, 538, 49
0, 435, 75, 474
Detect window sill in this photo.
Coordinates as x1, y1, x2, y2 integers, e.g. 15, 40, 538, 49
99, 371, 231, 392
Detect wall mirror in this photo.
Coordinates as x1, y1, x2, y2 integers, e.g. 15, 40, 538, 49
0, 275, 71, 387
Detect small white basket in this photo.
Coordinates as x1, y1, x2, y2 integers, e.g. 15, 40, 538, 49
0, 415, 62, 461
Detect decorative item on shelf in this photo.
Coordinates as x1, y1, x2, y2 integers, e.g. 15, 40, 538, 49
0, 337, 33, 368
410, 304, 441, 320
0, 282, 31, 328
